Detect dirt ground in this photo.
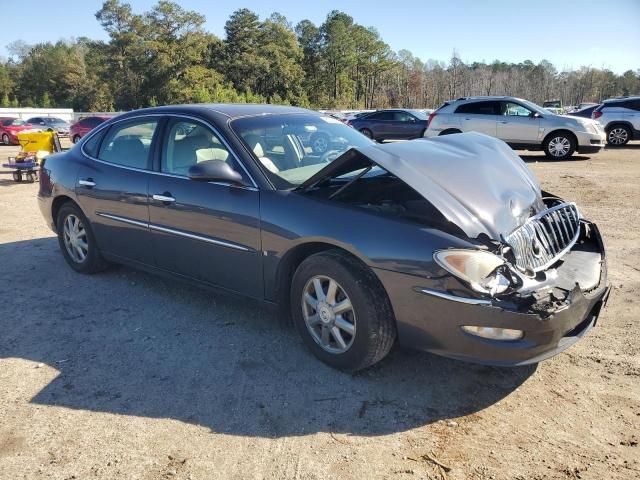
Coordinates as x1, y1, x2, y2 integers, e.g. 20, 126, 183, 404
0, 140, 638, 480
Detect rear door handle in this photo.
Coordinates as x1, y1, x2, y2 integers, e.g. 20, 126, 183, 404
152, 193, 176, 203
78, 178, 96, 188
499, 120, 508, 124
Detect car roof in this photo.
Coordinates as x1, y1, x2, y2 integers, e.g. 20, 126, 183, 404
117, 103, 313, 120
603, 95, 640, 103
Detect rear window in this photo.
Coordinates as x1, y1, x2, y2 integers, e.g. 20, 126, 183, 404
368, 111, 394, 120
455, 101, 500, 115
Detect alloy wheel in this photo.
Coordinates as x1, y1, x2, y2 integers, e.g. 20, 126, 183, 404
63, 214, 89, 263
608, 127, 628, 145
548, 136, 571, 157
301, 275, 356, 354
2, 134, 9, 145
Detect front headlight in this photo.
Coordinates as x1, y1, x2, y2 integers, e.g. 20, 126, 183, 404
434, 249, 511, 295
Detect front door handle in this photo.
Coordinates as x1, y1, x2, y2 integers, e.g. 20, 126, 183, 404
499, 120, 508, 124
78, 178, 96, 188
152, 193, 176, 203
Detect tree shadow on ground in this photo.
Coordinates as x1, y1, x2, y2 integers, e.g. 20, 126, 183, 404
0, 237, 535, 438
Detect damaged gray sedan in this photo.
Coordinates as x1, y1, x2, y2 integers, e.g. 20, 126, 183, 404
38, 105, 610, 371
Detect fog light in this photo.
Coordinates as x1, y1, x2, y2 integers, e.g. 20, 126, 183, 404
461, 326, 523, 341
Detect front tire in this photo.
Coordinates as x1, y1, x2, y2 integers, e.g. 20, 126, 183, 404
290, 250, 396, 371
543, 132, 576, 160
607, 125, 631, 146
72, 135, 81, 144
56, 203, 109, 274
2, 133, 9, 145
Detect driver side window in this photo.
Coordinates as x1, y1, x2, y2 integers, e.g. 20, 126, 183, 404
162, 119, 241, 177
503, 102, 533, 117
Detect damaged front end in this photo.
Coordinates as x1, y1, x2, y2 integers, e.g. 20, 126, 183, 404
299, 132, 609, 364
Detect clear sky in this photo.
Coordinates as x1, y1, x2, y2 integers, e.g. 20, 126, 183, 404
2, 0, 639, 73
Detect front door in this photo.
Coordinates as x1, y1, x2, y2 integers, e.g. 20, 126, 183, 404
497, 101, 540, 144
148, 117, 263, 298
75, 117, 159, 265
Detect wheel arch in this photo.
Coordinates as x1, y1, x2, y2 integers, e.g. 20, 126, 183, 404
51, 195, 80, 233
274, 241, 381, 312
542, 128, 577, 146
603, 121, 634, 133
439, 128, 462, 136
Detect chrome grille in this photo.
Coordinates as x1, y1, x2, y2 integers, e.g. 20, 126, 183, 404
505, 202, 580, 272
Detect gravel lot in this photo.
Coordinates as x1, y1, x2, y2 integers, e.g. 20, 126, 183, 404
1, 141, 639, 480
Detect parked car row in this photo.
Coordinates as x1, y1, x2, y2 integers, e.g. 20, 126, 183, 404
423, 96, 605, 160
0, 115, 111, 145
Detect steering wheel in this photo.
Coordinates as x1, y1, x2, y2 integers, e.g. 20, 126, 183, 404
320, 150, 341, 164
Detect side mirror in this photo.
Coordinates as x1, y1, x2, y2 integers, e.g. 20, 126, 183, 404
188, 160, 245, 185
531, 112, 542, 119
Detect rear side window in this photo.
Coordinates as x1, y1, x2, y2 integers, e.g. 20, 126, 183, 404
455, 101, 500, 115
83, 129, 105, 157
368, 111, 394, 120
624, 99, 640, 111
98, 119, 158, 169
393, 111, 416, 122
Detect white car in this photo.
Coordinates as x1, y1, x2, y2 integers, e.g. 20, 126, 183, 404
592, 96, 640, 146
425, 96, 605, 159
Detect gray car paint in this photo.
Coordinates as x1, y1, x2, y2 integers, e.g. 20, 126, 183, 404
342, 132, 545, 239
37, 104, 609, 366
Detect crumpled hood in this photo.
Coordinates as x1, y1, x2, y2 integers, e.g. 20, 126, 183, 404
352, 132, 544, 239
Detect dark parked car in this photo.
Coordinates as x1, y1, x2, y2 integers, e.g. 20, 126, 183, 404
26, 117, 71, 136
70, 115, 111, 143
566, 104, 600, 118
348, 109, 429, 141
38, 104, 610, 371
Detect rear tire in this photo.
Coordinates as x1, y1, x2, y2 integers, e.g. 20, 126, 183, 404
290, 250, 396, 371
72, 135, 81, 144
56, 203, 109, 274
606, 125, 631, 146
360, 128, 373, 139
543, 132, 576, 160
2, 133, 9, 145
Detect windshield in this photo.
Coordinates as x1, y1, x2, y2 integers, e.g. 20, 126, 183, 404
45, 118, 66, 124
518, 99, 549, 115
231, 113, 374, 189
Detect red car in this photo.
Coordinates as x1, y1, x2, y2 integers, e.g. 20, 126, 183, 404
0, 117, 34, 145
70, 116, 111, 144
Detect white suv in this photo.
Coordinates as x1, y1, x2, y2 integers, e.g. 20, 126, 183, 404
592, 96, 640, 146
424, 96, 605, 160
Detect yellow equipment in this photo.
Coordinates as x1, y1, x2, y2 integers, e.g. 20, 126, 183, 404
16, 131, 62, 163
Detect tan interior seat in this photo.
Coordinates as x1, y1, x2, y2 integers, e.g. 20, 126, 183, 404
244, 134, 279, 173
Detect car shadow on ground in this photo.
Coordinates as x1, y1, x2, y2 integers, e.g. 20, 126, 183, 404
0, 237, 536, 438
519, 154, 591, 163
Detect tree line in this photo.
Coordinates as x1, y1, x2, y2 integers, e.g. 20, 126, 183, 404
0, 0, 638, 112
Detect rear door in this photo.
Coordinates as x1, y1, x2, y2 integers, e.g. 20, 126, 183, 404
456, 101, 500, 136
75, 117, 159, 265
147, 116, 263, 298
392, 111, 424, 139
364, 111, 395, 138
497, 101, 540, 144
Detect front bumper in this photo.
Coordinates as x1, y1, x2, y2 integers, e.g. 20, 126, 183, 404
374, 222, 609, 366
575, 130, 605, 153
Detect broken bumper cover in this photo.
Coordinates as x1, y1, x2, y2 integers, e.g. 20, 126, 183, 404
374, 227, 609, 366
